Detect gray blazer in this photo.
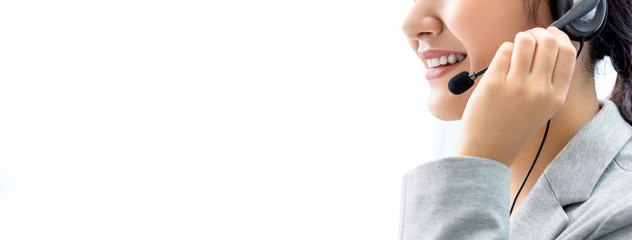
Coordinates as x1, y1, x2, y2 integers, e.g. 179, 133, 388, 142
399, 98, 632, 239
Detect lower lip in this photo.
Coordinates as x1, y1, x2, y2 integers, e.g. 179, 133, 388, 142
425, 60, 464, 80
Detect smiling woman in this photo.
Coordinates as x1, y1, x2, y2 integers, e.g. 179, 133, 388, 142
399, 0, 632, 239
402, 0, 537, 121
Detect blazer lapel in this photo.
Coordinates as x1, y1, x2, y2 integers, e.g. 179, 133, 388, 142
509, 99, 632, 239
509, 172, 569, 239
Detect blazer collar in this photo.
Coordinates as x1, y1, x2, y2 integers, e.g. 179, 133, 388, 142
543, 98, 632, 207
509, 99, 632, 238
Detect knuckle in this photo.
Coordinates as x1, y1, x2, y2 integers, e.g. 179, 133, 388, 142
552, 94, 566, 106
534, 27, 548, 34
515, 32, 536, 46
531, 87, 547, 99
531, 28, 560, 49
527, 27, 546, 34
559, 45, 577, 56
499, 42, 514, 55
524, 84, 547, 100
540, 35, 559, 49
549, 27, 572, 41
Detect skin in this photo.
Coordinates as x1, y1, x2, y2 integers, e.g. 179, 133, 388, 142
402, 0, 600, 220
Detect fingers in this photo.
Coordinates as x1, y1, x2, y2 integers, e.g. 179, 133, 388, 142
548, 27, 576, 98
507, 32, 536, 78
487, 42, 514, 83
506, 27, 576, 90
529, 27, 559, 80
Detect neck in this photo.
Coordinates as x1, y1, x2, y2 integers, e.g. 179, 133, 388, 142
508, 57, 601, 218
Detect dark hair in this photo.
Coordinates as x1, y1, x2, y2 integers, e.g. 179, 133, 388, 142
590, 0, 632, 125
524, 0, 632, 125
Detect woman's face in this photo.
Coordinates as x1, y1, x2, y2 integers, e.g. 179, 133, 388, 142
402, 0, 550, 120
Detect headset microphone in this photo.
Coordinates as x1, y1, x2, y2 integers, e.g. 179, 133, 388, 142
448, 67, 488, 95
447, 0, 603, 95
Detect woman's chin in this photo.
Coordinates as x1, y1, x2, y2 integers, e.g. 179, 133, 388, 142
427, 90, 467, 121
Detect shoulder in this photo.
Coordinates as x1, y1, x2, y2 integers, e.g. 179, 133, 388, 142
591, 141, 632, 213
582, 191, 632, 239
570, 146, 632, 238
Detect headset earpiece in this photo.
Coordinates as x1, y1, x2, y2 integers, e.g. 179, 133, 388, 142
550, 0, 608, 41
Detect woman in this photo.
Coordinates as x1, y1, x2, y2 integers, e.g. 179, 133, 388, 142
399, 0, 632, 239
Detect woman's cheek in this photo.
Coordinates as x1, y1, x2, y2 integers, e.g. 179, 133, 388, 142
441, 3, 493, 70
443, 0, 529, 72
442, 0, 482, 42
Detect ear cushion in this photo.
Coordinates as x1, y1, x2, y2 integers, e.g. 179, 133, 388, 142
550, 0, 608, 41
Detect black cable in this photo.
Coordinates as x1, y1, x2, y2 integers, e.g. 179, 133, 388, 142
510, 119, 550, 215
509, 37, 585, 216
577, 37, 585, 59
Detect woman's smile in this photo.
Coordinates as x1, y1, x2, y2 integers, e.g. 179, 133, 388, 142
418, 49, 468, 80
424, 59, 466, 80
402, 0, 532, 120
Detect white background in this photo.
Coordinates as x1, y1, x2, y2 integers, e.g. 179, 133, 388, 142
0, 0, 616, 239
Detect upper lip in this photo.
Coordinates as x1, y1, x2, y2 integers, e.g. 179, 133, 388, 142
418, 49, 467, 60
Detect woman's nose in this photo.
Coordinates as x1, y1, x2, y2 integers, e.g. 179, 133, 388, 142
401, 5, 443, 41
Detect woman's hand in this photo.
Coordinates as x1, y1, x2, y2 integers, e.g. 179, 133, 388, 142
457, 27, 577, 167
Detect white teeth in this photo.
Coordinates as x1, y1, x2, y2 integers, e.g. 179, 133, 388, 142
426, 53, 466, 68
448, 54, 457, 64
431, 58, 440, 67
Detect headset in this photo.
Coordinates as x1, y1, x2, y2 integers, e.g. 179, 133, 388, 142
551, 0, 608, 42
